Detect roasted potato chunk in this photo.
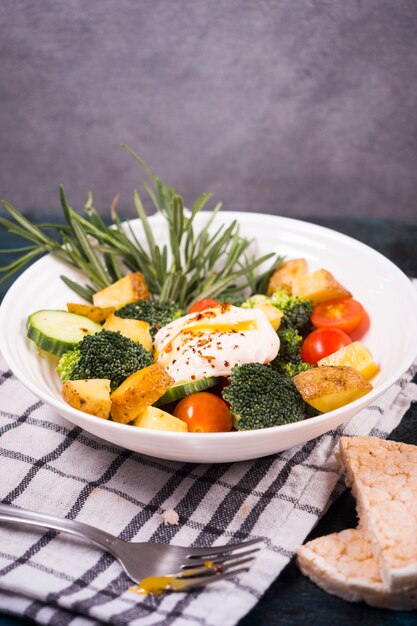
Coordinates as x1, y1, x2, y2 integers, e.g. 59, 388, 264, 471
318, 342, 380, 381
110, 364, 174, 424
62, 379, 111, 419
253, 302, 283, 330
267, 258, 308, 295
93, 272, 149, 309
292, 269, 351, 305
103, 314, 153, 351
293, 366, 372, 413
133, 406, 188, 432
67, 303, 114, 323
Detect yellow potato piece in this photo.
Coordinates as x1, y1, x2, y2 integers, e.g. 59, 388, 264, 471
293, 366, 372, 413
93, 273, 149, 308
103, 314, 153, 351
133, 406, 188, 432
253, 302, 283, 330
292, 269, 351, 305
62, 379, 111, 419
267, 258, 308, 295
67, 303, 114, 323
318, 342, 380, 381
110, 364, 174, 424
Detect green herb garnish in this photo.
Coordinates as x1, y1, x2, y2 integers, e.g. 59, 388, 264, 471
0, 146, 281, 307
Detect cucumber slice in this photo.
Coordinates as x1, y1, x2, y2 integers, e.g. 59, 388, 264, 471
155, 377, 219, 406
27, 310, 102, 356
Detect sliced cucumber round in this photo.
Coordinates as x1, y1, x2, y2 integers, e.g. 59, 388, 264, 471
27, 310, 102, 356
155, 377, 220, 406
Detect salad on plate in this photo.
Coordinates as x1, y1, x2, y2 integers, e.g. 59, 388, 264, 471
0, 147, 380, 434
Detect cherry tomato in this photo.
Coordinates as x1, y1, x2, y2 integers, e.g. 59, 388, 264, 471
173, 392, 232, 432
349, 309, 371, 341
311, 298, 365, 335
188, 298, 220, 314
301, 328, 352, 365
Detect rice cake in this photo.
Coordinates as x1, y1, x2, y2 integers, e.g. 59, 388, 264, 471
297, 529, 417, 610
339, 436, 417, 592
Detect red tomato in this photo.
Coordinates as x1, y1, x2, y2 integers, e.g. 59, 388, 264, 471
301, 328, 352, 365
173, 392, 232, 433
311, 298, 365, 335
188, 298, 220, 314
349, 309, 371, 341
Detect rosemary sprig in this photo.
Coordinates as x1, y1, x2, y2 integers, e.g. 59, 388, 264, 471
0, 146, 281, 307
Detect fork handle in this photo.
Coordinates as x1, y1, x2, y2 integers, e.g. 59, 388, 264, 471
0, 503, 121, 555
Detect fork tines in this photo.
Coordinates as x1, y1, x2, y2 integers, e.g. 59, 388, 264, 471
185, 545, 262, 569
175, 555, 256, 591
186, 537, 264, 560
173, 537, 264, 590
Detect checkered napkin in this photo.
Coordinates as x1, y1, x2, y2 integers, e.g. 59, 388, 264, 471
0, 314, 416, 624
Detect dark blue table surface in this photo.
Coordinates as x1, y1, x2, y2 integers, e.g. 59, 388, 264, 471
0, 217, 416, 625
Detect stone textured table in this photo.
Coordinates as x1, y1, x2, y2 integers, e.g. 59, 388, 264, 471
0, 217, 416, 625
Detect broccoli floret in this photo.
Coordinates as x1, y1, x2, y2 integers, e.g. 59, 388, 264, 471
216, 293, 247, 307
115, 300, 183, 338
271, 327, 313, 378
56, 348, 80, 383
271, 288, 313, 333
222, 363, 309, 430
280, 361, 313, 378
277, 327, 303, 363
56, 329, 153, 391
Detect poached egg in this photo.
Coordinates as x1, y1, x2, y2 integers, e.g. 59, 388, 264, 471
154, 304, 279, 383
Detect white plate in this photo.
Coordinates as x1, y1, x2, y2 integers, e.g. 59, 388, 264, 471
1, 213, 417, 463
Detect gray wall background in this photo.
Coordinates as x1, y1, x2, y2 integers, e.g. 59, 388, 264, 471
1, 0, 417, 220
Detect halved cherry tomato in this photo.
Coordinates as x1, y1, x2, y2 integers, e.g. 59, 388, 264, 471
188, 298, 220, 314
173, 392, 232, 432
311, 298, 365, 335
349, 309, 370, 341
301, 328, 352, 366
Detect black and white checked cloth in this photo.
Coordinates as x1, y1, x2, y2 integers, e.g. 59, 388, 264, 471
0, 313, 416, 624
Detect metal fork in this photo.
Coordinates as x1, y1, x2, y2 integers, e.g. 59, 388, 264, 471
0, 503, 263, 589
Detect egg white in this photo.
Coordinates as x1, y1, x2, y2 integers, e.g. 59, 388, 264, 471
154, 304, 280, 383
